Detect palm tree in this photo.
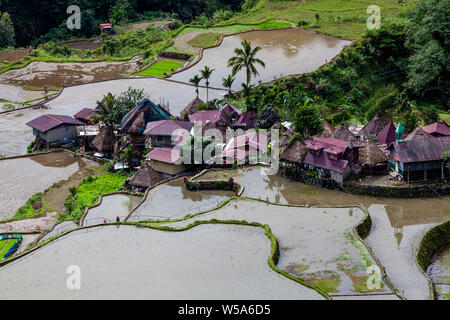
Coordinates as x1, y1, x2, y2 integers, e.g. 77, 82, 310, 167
222, 74, 235, 95
200, 66, 214, 102
227, 39, 265, 86
94, 92, 118, 127
189, 75, 202, 99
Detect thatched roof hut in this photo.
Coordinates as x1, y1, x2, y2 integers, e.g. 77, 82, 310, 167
330, 124, 358, 142
314, 120, 335, 138
358, 116, 385, 137
358, 141, 389, 166
92, 126, 115, 152
280, 139, 308, 165
405, 127, 432, 141
121, 99, 171, 135
279, 129, 295, 151
181, 97, 205, 116
129, 162, 164, 188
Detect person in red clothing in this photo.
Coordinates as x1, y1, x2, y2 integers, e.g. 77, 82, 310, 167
116, 216, 120, 223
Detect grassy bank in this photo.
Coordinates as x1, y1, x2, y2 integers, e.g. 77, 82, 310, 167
14, 192, 44, 219
60, 171, 131, 222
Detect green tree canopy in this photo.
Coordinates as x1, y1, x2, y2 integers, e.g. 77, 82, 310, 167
293, 101, 323, 138
0, 11, 15, 49
228, 39, 265, 85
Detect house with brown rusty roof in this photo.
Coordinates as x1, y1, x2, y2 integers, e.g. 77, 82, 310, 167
303, 137, 363, 183
74, 108, 98, 125
26, 114, 84, 149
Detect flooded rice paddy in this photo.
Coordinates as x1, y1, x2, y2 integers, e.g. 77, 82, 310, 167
128, 179, 234, 222
426, 244, 450, 300
0, 57, 140, 88
171, 28, 350, 90
194, 167, 450, 299
167, 199, 394, 297
0, 152, 84, 220
38, 220, 79, 244
0, 49, 31, 62
82, 194, 142, 226
0, 225, 323, 299
59, 39, 102, 51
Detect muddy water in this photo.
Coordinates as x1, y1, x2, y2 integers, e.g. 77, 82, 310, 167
0, 57, 140, 88
0, 225, 323, 299
128, 178, 235, 222
0, 153, 83, 219
83, 194, 142, 226
0, 49, 31, 62
426, 244, 450, 300
171, 28, 350, 89
0, 84, 47, 103
59, 40, 101, 51
206, 167, 449, 299
168, 199, 394, 297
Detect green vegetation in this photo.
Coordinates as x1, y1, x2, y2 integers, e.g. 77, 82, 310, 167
14, 192, 43, 219
136, 59, 184, 77
0, 11, 15, 49
0, 239, 18, 259
187, 32, 224, 48
60, 172, 130, 222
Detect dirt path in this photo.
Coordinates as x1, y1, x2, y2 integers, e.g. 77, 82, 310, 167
0, 212, 59, 234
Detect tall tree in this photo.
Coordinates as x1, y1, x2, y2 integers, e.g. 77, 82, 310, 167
200, 66, 214, 102
0, 11, 15, 49
189, 74, 202, 98
227, 39, 265, 86
222, 74, 235, 95
94, 92, 119, 127
293, 101, 323, 138
405, 0, 449, 98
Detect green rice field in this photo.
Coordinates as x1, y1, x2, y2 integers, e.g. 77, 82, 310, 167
0, 238, 19, 260
136, 59, 184, 77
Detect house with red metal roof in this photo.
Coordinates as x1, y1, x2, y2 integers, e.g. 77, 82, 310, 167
377, 121, 396, 146
188, 110, 230, 134
217, 131, 269, 164
146, 147, 190, 175
422, 122, 450, 138
303, 137, 363, 183
231, 111, 258, 130
144, 120, 193, 148
26, 114, 84, 149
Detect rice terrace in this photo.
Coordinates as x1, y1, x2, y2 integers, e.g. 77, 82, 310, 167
0, 0, 449, 310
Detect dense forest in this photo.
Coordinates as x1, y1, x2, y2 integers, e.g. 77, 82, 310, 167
0, 0, 245, 47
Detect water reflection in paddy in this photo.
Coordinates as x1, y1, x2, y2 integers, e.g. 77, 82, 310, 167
204, 167, 449, 299
0, 225, 323, 299
83, 194, 142, 226
168, 199, 394, 297
171, 28, 350, 89
0, 153, 83, 220
128, 179, 234, 222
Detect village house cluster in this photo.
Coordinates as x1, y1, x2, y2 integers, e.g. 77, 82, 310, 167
25, 97, 450, 190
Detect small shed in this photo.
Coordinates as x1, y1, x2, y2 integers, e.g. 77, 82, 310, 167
330, 124, 358, 142
128, 162, 164, 191
26, 114, 84, 149
280, 139, 308, 165
180, 97, 205, 117
92, 126, 115, 153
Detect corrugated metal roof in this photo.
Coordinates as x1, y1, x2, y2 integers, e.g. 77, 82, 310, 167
146, 147, 181, 164
26, 114, 84, 132
144, 120, 193, 136
74, 108, 97, 121
389, 136, 450, 163
422, 122, 450, 136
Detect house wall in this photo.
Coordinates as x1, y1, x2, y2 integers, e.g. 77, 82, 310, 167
33, 125, 78, 145
150, 159, 189, 175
